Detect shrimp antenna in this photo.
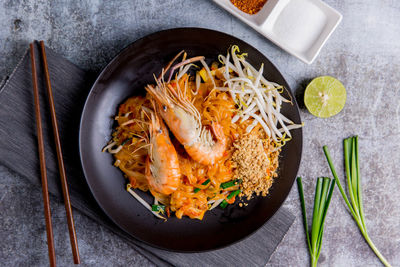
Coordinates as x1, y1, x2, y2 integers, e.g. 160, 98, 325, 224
130, 143, 152, 156
138, 109, 151, 142
145, 83, 170, 108
142, 101, 162, 135
178, 52, 188, 73
141, 106, 151, 120
167, 56, 205, 83
157, 50, 185, 81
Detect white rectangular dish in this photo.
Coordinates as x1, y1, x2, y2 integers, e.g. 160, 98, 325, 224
213, 0, 342, 64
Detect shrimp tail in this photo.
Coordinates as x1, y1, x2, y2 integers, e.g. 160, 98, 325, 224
211, 121, 225, 143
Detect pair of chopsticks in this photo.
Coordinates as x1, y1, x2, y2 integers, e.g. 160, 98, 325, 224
29, 41, 80, 266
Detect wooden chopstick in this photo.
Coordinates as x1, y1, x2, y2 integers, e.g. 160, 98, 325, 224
39, 41, 81, 264
30, 43, 57, 267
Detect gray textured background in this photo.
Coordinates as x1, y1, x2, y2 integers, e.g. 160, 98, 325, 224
1, 0, 399, 266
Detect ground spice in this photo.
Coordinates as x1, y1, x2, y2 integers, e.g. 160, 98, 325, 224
230, 0, 268, 15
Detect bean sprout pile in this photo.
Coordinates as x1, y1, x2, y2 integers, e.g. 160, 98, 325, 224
217, 46, 303, 144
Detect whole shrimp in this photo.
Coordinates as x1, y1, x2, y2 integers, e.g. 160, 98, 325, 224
146, 52, 227, 165
144, 105, 181, 195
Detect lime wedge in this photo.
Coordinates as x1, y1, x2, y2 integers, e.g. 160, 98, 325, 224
304, 76, 346, 118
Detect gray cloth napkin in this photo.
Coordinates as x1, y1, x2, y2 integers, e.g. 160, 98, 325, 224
0, 43, 295, 267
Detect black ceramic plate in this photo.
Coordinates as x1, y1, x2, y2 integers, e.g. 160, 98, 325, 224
79, 28, 302, 252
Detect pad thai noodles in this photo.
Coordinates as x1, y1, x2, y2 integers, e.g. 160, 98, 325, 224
103, 46, 302, 220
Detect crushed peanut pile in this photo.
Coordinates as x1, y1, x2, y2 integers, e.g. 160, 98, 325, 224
232, 133, 279, 200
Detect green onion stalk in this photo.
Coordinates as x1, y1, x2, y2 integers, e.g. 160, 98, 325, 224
194, 179, 211, 193
220, 189, 241, 208
297, 177, 335, 267
323, 136, 391, 267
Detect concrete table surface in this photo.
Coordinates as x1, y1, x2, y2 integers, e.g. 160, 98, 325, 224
1, 0, 399, 266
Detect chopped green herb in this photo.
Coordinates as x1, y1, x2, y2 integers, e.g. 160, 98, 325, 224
227, 189, 241, 199
220, 179, 241, 189
220, 190, 241, 208
121, 138, 132, 146
202, 179, 211, 185
220, 200, 228, 209
194, 179, 211, 193
151, 204, 165, 213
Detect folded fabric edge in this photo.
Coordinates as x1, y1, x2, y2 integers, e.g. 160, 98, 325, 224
264, 212, 296, 266
0, 49, 29, 94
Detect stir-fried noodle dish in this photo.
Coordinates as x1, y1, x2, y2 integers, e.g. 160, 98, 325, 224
103, 46, 302, 220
